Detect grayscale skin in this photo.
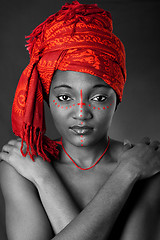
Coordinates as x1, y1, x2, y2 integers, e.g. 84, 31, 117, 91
0, 70, 160, 240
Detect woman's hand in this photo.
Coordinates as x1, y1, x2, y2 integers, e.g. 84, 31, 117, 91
120, 137, 160, 179
0, 138, 54, 185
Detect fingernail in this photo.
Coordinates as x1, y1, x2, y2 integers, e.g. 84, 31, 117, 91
124, 139, 131, 146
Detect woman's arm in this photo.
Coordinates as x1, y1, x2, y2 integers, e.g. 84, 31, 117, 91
0, 161, 54, 240
37, 160, 139, 240
1, 156, 136, 239
24, 138, 160, 240
118, 173, 160, 240
0, 139, 81, 236
0, 159, 138, 240
1, 137, 160, 240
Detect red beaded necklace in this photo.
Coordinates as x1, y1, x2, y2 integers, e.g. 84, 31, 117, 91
61, 137, 110, 170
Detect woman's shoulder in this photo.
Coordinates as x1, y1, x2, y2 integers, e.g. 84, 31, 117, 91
109, 137, 124, 161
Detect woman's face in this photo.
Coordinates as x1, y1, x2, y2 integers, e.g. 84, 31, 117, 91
49, 70, 117, 147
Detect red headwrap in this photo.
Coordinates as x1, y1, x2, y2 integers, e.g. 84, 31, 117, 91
11, 1, 126, 162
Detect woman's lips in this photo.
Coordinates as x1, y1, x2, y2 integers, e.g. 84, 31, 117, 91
69, 126, 93, 135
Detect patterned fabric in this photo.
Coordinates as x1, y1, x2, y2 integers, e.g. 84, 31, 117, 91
11, 1, 127, 161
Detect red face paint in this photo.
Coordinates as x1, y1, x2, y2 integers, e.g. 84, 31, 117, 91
77, 89, 86, 108
79, 90, 84, 145
52, 90, 113, 147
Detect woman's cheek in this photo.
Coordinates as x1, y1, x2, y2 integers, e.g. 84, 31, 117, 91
50, 100, 67, 122
96, 101, 116, 129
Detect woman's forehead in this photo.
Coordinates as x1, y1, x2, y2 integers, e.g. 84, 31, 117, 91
52, 70, 112, 89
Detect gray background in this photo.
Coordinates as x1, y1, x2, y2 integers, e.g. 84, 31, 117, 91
0, 0, 160, 239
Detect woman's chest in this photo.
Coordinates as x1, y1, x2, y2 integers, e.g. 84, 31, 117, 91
53, 162, 114, 210
51, 162, 160, 240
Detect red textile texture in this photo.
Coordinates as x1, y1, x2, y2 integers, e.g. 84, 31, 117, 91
11, 1, 127, 161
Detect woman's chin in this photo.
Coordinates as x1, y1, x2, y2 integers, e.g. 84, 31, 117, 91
64, 133, 105, 148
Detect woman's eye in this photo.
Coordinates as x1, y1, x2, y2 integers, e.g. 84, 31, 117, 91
91, 95, 107, 102
57, 95, 72, 101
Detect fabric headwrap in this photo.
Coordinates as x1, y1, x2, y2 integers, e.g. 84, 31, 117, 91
11, 1, 127, 162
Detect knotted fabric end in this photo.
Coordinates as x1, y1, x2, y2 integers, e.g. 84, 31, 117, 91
20, 122, 59, 162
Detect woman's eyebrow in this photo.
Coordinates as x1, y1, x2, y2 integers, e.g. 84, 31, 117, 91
93, 84, 110, 89
54, 84, 110, 89
54, 85, 72, 89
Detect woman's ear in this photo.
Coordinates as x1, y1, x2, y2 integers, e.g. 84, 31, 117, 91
114, 94, 119, 112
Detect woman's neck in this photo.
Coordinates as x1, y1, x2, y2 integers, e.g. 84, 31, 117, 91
58, 135, 111, 169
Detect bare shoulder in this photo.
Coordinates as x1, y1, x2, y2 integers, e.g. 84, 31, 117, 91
109, 137, 124, 161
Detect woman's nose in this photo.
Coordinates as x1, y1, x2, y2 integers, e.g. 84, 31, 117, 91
72, 101, 93, 120
72, 89, 93, 120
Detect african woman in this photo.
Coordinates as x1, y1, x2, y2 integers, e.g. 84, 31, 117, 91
0, 1, 160, 240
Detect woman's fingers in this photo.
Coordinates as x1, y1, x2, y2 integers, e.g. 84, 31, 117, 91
123, 139, 133, 151
8, 139, 22, 148
139, 137, 160, 150
150, 140, 160, 150
1, 143, 20, 164
123, 137, 160, 154
2, 144, 14, 153
7, 139, 17, 145
1, 144, 18, 164
124, 139, 132, 146
0, 151, 10, 163
7, 139, 27, 152
140, 136, 151, 145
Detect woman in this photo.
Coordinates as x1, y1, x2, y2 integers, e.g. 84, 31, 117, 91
0, 1, 160, 239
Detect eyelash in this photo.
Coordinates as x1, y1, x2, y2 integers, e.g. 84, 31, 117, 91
57, 95, 108, 102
